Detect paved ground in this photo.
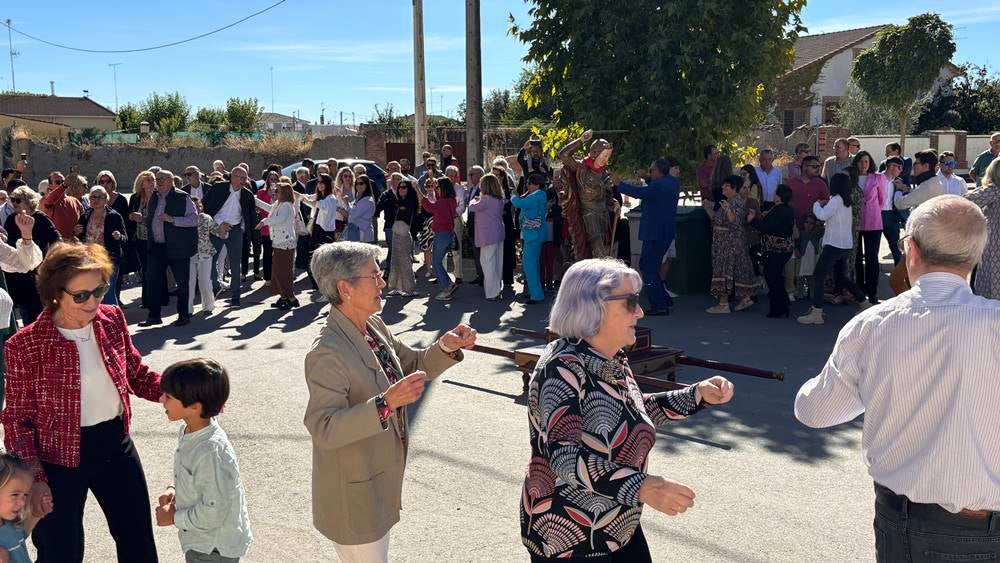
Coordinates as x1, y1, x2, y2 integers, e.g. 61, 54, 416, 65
17, 248, 898, 562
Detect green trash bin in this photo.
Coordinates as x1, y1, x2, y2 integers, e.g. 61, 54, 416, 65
666, 206, 712, 295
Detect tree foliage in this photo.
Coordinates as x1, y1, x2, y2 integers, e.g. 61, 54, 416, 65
116, 102, 142, 131
852, 13, 955, 151
225, 97, 264, 131
139, 92, 190, 133
195, 106, 226, 127
917, 63, 1000, 134
835, 81, 928, 135
510, 1, 806, 169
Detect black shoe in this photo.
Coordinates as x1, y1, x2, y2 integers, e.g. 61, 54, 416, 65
254, 273, 264, 281
172, 316, 191, 327
646, 308, 669, 316
664, 294, 675, 307
470, 278, 484, 286
766, 312, 790, 318
140, 317, 163, 327
525, 299, 544, 305
271, 299, 288, 309
288, 298, 300, 308
455, 278, 463, 284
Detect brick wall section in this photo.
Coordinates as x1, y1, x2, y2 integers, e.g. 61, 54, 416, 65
363, 130, 387, 167
817, 126, 850, 159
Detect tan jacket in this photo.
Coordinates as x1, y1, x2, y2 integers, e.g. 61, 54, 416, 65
303, 307, 462, 545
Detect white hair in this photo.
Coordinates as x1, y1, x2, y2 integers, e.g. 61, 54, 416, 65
310, 242, 382, 305
445, 165, 460, 176
295, 166, 310, 177
88, 186, 108, 198
906, 195, 987, 271
548, 259, 641, 339
352, 164, 366, 175
469, 165, 485, 176
213, 160, 225, 167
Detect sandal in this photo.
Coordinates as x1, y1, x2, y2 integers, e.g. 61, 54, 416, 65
734, 299, 754, 312
706, 304, 731, 314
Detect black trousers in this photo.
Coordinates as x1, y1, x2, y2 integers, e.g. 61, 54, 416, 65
241, 228, 262, 277
530, 524, 651, 563
306, 227, 335, 290
5, 271, 43, 326
146, 242, 190, 319
295, 235, 311, 269
503, 233, 517, 284
261, 236, 273, 280
33, 417, 158, 563
855, 230, 882, 301
764, 251, 792, 315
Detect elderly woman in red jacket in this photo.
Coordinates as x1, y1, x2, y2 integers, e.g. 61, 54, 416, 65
2, 242, 161, 563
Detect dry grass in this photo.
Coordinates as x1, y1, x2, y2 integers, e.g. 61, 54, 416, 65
225, 133, 313, 162
11, 126, 30, 140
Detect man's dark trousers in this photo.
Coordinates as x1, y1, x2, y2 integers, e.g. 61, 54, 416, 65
147, 242, 190, 320
210, 224, 244, 304
639, 238, 670, 311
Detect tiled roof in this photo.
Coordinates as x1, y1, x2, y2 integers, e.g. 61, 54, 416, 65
261, 112, 309, 124
790, 25, 888, 73
0, 95, 116, 117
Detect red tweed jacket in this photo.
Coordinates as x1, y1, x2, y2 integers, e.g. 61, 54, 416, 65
2, 305, 161, 481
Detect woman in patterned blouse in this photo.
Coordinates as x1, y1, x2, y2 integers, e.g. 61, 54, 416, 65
522, 258, 734, 561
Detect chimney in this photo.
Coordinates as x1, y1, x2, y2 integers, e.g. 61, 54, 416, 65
50, 81, 55, 96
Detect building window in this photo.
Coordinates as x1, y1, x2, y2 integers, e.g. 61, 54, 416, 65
783, 109, 808, 136
822, 96, 842, 125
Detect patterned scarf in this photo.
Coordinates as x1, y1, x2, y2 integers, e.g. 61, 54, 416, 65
365, 329, 407, 448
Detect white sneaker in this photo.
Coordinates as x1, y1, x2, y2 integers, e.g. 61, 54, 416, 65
435, 291, 452, 301
797, 307, 825, 325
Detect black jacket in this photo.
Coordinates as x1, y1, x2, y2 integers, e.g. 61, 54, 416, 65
4, 210, 61, 257
77, 208, 127, 259
751, 202, 794, 240
201, 182, 259, 231
376, 189, 398, 227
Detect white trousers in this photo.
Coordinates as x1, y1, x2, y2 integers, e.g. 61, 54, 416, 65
189, 256, 215, 313
450, 215, 465, 279
479, 242, 503, 299
333, 532, 389, 563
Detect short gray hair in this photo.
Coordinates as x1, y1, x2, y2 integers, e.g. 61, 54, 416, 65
10, 186, 40, 210
88, 186, 109, 199
906, 195, 987, 271
310, 242, 381, 305
548, 258, 641, 339
295, 166, 310, 177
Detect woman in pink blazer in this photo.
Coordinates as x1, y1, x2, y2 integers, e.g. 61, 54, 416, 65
853, 151, 888, 304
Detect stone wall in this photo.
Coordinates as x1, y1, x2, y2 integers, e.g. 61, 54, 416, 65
10, 135, 365, 193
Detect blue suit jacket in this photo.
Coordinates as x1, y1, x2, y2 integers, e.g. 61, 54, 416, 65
510, 189, 548, 243
616, 176, 680, 243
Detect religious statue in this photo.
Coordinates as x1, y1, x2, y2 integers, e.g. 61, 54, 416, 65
557, 129, 620, 259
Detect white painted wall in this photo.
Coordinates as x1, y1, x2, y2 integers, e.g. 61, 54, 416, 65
968, 135, 993, 157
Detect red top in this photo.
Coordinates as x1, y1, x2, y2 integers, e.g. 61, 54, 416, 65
421, 196, 457, 233
789, 177, 830, 228
2, 305, 162, 481
40, 184, 84, 240
256, 187, 272, 237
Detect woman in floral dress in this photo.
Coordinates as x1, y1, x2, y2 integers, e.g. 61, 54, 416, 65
703, 175, 756, 313
967, 157, 1000, 299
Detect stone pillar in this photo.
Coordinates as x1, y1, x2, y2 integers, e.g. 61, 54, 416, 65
928, 130, 969, 168
817, 125, 850, 159
363, 129, 387, 167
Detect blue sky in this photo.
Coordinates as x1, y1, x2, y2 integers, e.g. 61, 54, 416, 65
3, 1, 996, 125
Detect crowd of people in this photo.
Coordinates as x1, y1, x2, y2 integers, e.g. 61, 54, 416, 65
0, 129, 996, 562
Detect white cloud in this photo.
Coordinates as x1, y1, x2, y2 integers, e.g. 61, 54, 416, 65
351, 84, 466, 93
224, 35, 465, 63
804, 4, 1000, 34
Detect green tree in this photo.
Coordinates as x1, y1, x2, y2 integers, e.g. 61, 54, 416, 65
116, 102, 142, 131
852, 13, 955, 152
195, 106, 226, 127
835, 81, 929, 135
917, 63, 1000, 134
139, 92, 190, 133
510, 1, 806, 169
225, 97, 264, 131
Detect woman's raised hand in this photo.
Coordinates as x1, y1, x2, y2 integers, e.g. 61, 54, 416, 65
383, 371, 428, 410
638, 475, 696, 516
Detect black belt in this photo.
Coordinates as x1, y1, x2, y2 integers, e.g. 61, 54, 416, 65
875, 483, 999, 531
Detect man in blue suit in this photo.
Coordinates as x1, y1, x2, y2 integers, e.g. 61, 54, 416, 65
612, 157, 681, 315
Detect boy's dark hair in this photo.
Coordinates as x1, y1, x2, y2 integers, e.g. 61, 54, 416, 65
160, 358, 230, 419
885, 156, 905, 168
885, 142, 902, 155
703, 144, 716, 159
802, 155, 820, 166
776, 183, 793, 204
527, 172, 547, 187
914, 149, 938, 169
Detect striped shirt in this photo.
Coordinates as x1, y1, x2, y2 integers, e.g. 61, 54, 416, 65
794, 272, 1000, 512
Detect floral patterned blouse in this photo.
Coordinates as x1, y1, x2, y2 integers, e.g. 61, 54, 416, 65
521, 338, 703, 559
85, 212, 105, 244
195, 213, 216, 260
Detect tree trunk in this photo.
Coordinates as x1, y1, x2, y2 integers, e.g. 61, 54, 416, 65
898, 108, 909, 155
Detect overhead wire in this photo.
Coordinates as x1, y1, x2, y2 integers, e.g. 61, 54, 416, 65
2, 0, 287, 54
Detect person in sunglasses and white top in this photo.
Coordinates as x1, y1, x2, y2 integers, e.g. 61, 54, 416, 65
2, 242, 164, 563
937, 151, 968, 196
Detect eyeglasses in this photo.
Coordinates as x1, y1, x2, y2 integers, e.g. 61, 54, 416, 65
98, 178, 113, 185
898, 234, 913, 253
90, 194, 107, 200
10, 197, 22, 204
348, 271, 383, 283
942, 161, 958, 167
62, 284, 110, 304
51, 179, 64, 185
604, 291, 642, 313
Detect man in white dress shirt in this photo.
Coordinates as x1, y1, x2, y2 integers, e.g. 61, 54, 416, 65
795, 195, 1000, 560
936, 151, 968, 196
754, 148, 782, 208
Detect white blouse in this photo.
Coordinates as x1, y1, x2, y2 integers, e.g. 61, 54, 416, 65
813, 195, 854, 250
57, 324, 124, 426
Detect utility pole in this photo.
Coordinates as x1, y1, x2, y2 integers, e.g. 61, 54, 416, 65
466, 0, 483, 168
352, 112, 355, 126
270, 66, 275, 113
5, 19, 18, 92
320, 102, 325, 125
108, 63, 122, 113
340, 111, 343, 126
413, 0, 428, 162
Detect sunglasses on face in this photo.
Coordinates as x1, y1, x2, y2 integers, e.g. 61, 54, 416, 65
51, 179, 64, 185
63, 284, 110, 304
10, 197, 22, 204
99, 178, 113, 185
942, 161, 958, 166
605, 291, 642, 312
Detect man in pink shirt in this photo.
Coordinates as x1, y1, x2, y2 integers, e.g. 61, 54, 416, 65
788, 155, 829, 228
696, 144, 718, 201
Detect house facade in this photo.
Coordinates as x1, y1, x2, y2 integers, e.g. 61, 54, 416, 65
0, 95, 117, 131
260, 112, 310, 132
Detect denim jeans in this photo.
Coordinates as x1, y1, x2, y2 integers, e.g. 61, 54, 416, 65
383, 228, 393, 276
881, 210, 902, 265
102, 260, 120, 305
874, 484, 1000, 562
638, 239, 670, 311
811, 245, 865, 309
210, 224, 244, 303
432, 231, 454, 289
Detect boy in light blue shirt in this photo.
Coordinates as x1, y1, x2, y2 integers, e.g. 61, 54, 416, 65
155, 359, 252, 563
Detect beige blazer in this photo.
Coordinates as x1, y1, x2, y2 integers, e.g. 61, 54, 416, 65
303, 307, 462, 545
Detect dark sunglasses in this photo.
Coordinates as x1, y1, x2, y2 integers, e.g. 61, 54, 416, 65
51, 179, 64, 185
63, 284, 110, 304
98, 178, 113, 184
604, 292, 642, 312
10, 197, 22, 204
942, 161, 958, 167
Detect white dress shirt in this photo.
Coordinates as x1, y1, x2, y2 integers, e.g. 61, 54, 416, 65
937, 172, 967, 196
215, 188, 243, 227
881, 176, 896, 211
795, 273, 1000, 512
188, 183, 205, 201
755, 165, 782, 202
57, 324, 124, 426
454, 183, 467, 218
812, 195, 853, 249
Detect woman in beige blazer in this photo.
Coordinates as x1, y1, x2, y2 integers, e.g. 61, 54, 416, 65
303, 241, 477, 563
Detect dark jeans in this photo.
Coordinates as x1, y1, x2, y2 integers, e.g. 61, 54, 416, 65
147, 242, 191, 319
261, 236, 273, 280
295, 234, 311, 269
33, 418, 158, 563
638, 238, 670, 311
855, 230, 883, 300
306, 227, 335, 290
812, 245, 865, 309
503, 233, 517, 284
241, 227, 262, 276
530, 524, 651, 563
874, 484, 1000, 562
764, 251, 792, 315
211, 224, 245, 303
383, 228, 393, 275
5, 271, 42, 326
881, 210, 902, 265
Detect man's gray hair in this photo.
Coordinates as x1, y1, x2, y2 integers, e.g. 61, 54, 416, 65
445, 165, 460, 175
548, 258, 641, 339
469, 165, 485, 176
295, 166, 310, 177
906, 195, 987, 271
310, 242, 382, 305
353, 164, 366, 175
